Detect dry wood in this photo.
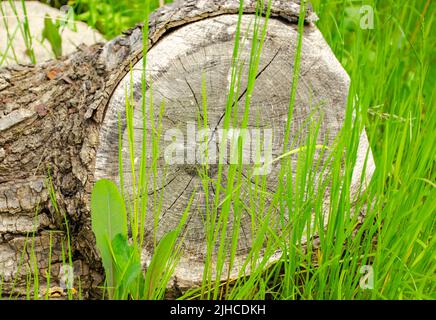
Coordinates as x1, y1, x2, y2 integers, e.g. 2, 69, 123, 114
0, 0, 374, 297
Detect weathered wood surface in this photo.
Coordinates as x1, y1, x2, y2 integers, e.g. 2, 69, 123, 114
0, 0, 374, 297
0, 1, 104, 66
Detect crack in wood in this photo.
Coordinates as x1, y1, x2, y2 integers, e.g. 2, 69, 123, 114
210, 46, 283, 140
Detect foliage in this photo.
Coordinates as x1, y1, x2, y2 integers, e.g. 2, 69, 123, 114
1, 0, 434, 300
42, 14, 63, 58
68, 0, 172, 39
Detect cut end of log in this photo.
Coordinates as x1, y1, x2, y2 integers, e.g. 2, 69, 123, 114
0, 0, 375, 296
96, 14, 374, 288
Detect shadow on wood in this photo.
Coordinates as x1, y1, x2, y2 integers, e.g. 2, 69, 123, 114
0, 0, 374, 298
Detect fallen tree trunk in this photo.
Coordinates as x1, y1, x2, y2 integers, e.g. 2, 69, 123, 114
0, 0, 374, 298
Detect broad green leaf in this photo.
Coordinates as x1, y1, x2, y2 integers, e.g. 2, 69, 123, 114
91, 179, 127, 298
42, 14, 62, 58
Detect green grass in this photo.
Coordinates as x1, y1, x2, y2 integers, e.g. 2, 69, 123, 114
310, 0, 435, 299
2, 173, 80, 300
0, 0, 36, 64
91, 0, 433, 300
69, 0, 172, 39
0, 0, 434, 300
0, 0, 170, 66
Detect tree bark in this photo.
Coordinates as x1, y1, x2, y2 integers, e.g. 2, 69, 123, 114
0, 0, 374, 298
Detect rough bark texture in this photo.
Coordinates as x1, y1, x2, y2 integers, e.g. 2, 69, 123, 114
0, 0, 374, 298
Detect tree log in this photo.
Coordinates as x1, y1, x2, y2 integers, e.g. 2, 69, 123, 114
0, 0, 375, 298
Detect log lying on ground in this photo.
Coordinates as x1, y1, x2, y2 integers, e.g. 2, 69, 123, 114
0, 1, 104, 66
0, 0, 375, 297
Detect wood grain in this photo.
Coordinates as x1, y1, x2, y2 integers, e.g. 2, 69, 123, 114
96, 14, 374, 287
